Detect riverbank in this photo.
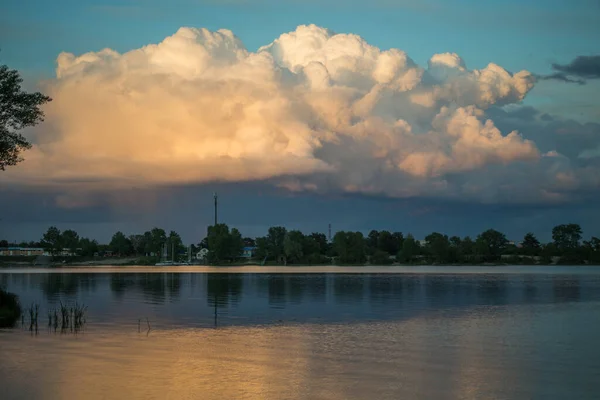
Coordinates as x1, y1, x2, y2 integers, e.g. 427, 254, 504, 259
1, 265, 599, 275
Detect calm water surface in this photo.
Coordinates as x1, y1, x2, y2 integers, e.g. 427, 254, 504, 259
1, 266, 600, 399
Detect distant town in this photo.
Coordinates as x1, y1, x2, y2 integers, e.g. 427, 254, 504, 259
1, 222, 599, 266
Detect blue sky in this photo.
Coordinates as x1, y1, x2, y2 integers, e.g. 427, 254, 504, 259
2, 0, 599, 121
1, 0, 599, 243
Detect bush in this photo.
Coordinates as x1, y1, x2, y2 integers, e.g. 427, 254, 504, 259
0, 288, 21, 328
371, 250, 393, 265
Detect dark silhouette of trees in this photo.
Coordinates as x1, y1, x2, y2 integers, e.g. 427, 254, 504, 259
0, 64, 52, 170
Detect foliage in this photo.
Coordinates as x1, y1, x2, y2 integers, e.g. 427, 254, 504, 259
110, 231, 133, 256
552, 224, 582, 252
475, 229, 508, 262
371, 250, 393, 265
41, 226, 63, 256
0, 64, 52, 170
397, 234, 420, 263
521, 232, 541, 256
207, 224, 243, 264
284, 230, 304, 265
333, 231, 366, 264
424, 232, 451, 263
0, 287, 21, 327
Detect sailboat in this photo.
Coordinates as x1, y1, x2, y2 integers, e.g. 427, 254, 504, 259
155, 242, 178, 266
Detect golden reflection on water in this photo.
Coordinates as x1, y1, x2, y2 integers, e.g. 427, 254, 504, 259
2, 303, 599, 400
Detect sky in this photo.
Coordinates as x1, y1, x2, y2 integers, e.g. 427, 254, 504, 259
1, 0, 600, 244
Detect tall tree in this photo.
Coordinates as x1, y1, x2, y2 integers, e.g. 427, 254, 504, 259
207, 224, 243, 264
110, 231, 132, 256
149, 228, 167, 255
333, 231, 366, 264
424, 232, 450, 263
397, 234, 419, 263
552, 224, 582, 252
79, 238, 98, 257
61, 229, 80, 255
229, 228, 244, 259
41, 226, 62, 256
476, 229, 508, 262
521, 232, 541, 256
284, 230, 305, 265
266, 226, 287, 263
0, 64, 52, 170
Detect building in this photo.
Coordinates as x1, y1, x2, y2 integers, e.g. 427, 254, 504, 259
0, 247, 49, 256
241, 246, 257, 258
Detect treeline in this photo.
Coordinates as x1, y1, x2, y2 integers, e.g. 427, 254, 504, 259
246, 223, 600, 265
2, 223, 599, 265
0, 226, 187, 260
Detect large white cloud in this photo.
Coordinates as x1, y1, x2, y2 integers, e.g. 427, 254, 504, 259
5, 24, 553, 202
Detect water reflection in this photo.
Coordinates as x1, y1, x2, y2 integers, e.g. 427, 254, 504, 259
3, 272, 600, 328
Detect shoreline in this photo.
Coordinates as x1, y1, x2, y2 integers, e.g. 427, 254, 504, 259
1, 264, 599, 274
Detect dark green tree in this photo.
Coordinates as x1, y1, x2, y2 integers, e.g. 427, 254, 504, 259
424, 232, 451, 263
377, 230, 397, 254
110, 231, 132, 256
207, 224, 243, 264
371, 249, 392, 265
397, 234, 419, 263
167, 230, 185, 260
552, 224, 582, 252
41, 226, 62, 256
149, 228, 167, 255
229, 228, 244, 259
521, 232, 541, 256
475, 229, 508, 262
333, 231, 367, 264
284, 230, 305, 265
79, 237, 99, 257
61, 229, 80, 255
266, 226, 287, 263
0, 64, 52, 170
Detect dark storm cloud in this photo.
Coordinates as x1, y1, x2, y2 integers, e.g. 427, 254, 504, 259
538, 55, 600, 84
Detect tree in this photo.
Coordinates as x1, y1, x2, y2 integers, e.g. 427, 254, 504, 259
0, 64, 52, 170
266, 226, 287, 263
397, 234, 419, 263
61, 229, 80, 255
229, 228, 244, 259
149, 228, 167, 255
371, 249, 392, 265
41, 226, 62, 256
309, 232, 328, 253
552, 224, 582, 252
167, 230, 185, 260
367, 230, 379, 253
333, 231, 366, 264
391, 232, 404, 255
521, 232, 541, 256
0, 240, 8, 248
79, 237, 98, 257
207, 224, 243, 264
377, 230, 397, 254
476, 229, 508, 262
424, 232, 450, 263
109, 231, 132, 256
129, 234, 146, 255
243, 237, 255, 247
284, 230, 304, 265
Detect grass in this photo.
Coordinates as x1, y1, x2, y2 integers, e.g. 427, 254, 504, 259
47, 301, 87, 332
0, 288, 22, 328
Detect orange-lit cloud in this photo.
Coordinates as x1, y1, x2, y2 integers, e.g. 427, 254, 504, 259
5, 25, 544, 200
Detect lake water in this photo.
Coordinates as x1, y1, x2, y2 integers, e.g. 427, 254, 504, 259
1, 266, 600, 399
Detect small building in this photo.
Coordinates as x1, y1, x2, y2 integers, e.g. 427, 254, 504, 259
241, 246, 257, 258
0, 247, 49, 256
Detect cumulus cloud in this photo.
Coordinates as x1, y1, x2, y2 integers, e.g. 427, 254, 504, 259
4, 24, 570, 204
